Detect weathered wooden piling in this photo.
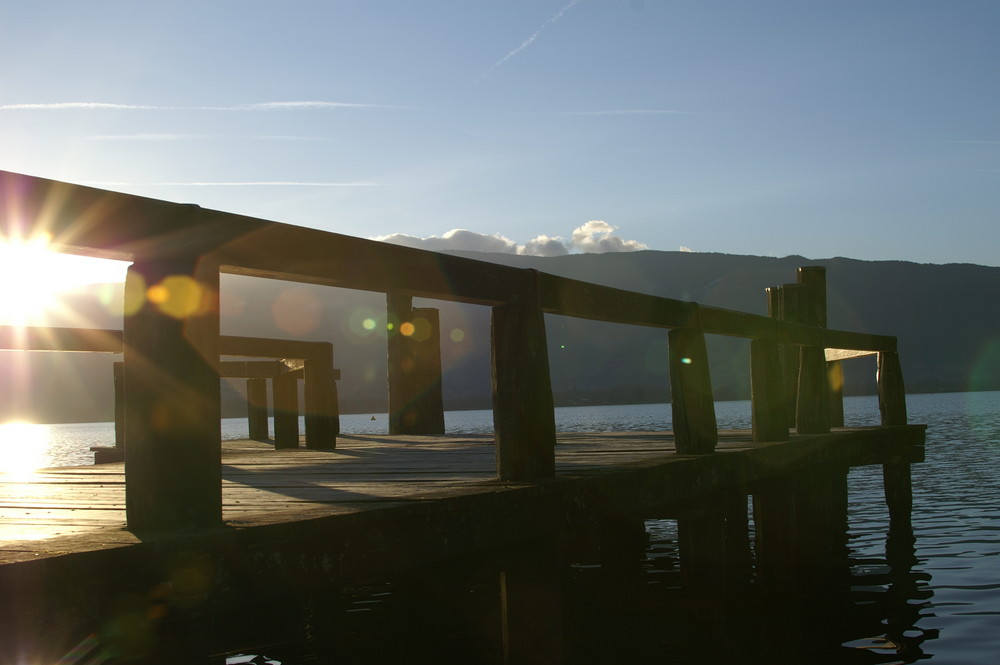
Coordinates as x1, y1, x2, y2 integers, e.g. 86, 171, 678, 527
491, 270, 557, 480
668, 310, 718, 454
246, 377, 269, 440
387, 295, 446, 435
123, 257, 222, 532
750, 337, 789, 442
795, 267, 831, 434
272, 370, 300, 449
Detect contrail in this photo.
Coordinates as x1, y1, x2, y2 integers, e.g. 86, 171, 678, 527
480, 0, 582, 79
0, 101, 412, 111
83, 181, 381, 187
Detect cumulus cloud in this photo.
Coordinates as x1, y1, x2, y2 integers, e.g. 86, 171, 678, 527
374, 221, 647, 256
375, 229, 519, 254
570, 220, 647, 253
520, 234, 569, 257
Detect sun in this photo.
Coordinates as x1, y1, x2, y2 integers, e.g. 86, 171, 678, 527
0, 233, 129, 326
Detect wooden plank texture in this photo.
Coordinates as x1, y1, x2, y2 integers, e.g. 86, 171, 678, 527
0, 426, 924, 554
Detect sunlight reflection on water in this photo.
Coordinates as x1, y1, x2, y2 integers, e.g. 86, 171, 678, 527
0, 422, 50, 479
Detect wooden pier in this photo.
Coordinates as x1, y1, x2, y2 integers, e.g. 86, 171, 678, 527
0, 171, 925, 663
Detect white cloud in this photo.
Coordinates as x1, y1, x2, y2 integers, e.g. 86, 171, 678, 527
374, 229, 519, 254
570, 220, 647, 253
374, 221, 646, 256
679, 245, 693, 253
520, 234, 569, 257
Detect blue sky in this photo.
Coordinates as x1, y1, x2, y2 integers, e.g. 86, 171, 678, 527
2, 0, 998, 265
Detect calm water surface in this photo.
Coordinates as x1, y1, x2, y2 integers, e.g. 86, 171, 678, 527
6, 391, 998, 663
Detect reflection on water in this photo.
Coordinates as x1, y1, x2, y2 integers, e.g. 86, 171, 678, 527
0, 421, 49, 479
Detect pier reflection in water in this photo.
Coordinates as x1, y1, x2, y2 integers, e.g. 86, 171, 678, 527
127, 510, 926, 665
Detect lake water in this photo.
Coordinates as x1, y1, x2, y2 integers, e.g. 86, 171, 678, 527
6, 391, 998, 663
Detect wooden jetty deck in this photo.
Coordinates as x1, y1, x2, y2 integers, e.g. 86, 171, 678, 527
0, 428, 922, 560
0, 170, 925, 662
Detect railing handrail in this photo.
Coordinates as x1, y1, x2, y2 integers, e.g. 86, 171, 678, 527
0, 170, 896, 357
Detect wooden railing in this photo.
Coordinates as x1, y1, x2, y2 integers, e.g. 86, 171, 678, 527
0, 171, 908, 532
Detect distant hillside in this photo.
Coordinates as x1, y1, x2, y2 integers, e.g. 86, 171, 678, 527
2, 250, 997, 423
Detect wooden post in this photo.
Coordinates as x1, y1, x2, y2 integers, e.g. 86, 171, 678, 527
123, 257, 221, 532
878, 350, 913, 548
387, 297, 445, 435
752, 464, 849, 587
877, 351, 907, 427
113, 361, 125, 449
491, 271, 557, 480
598, 518, 647, 583
499, 539, 565, 665
668, 310, 717, 454
750, 338, 788, 442
827, 360, 845, 427
796, 266, 827, 327
246, 377, 269, 441
677, 501, 727, 590
387, 293, 415, 435
273, 371, 299, 449
409, 307, 446, 435
796, 346, 830, 434
676, 490, 752, 590
304, 343, 338, 449
793, 268, 830, 434
767, 285, 799, 429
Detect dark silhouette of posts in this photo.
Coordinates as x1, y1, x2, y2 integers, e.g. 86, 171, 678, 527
387, 295, 445, 436
750, 337, 789, 442
879, 349, 914, 559
668, 308, 717, 454
123, 257, 222, 532
273, 370, 300, 449
246, 377, 268, 440
491, 271, 557, 480
766, 268, 831, 435
795, 267, 830, 434
304, 346, 341, 449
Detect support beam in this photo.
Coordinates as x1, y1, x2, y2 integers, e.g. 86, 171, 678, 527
752, 464, 849, 587
878, 349, 913, 555
491, 272, 557, 480
499, 539, 565, 665
796, 345, 830, 434
387, 297, 445, 436
827, 360, 845, 428
668, 314, 717, 454
794, 267, 830, 434
273, 372, 299, 449
304, 345, 339, 449
246, 377, 269, 441
387, 293, 415, 435
409, 307, 446, 435
750, 337, 788, 442
123, 257, 222, 532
